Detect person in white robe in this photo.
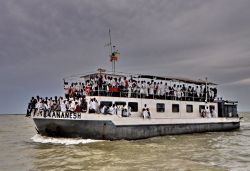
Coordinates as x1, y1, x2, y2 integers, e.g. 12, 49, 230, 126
160, 82, 165, 97
149, 82, 154, 97
60, 100, 67, 112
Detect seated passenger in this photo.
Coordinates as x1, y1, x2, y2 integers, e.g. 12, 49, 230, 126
100, 104, 106, 114
108, 104, 116, 115
80, 98, 88, 113
94, 98, 100, 113
74, 102, 81, 112
121, 104, 129, 117
60, 100, 67, 112
211, 109, 217, 118
205, 106, 211, 118
69, 101, 76, 112
89, 99, 96, 113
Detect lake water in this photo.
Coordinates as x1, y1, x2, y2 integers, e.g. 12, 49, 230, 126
0, 113, 250, 171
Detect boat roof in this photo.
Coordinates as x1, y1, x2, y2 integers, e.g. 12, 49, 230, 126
139, 75, 217, 85
65, 70, 217, 85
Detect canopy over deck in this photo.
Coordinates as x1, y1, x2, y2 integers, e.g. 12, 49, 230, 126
65, 69, 217, 86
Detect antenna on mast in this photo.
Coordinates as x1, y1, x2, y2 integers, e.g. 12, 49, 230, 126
105, 29, 120, 73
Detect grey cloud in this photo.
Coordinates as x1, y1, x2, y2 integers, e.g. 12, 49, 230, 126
0, 0, 250, 113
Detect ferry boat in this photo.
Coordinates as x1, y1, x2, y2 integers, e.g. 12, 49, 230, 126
29, 68, 240, 140
28, 33, 240, 140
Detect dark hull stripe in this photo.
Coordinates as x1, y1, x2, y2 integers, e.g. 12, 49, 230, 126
33, 118, 240, 140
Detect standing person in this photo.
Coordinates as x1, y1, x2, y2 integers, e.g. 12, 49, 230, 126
195, 85, 200, 101
213, 87, 217, 100
164, 83, 169, 99
149, 82, 154, 99
181, 84, 187, 101
26, 99, 33, 117
128, 80, 132, 98
160, 82, 165, 99
94, 98, 99, 113
30, 97, 37, 115
156, 82, 160, 98
142, 104, 150, 119
140, 81, 145, 98
145, 82, 149, 98
177, 85, 181, 100
173, 84, 177, 100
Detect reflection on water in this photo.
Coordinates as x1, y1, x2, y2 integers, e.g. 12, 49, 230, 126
0, 114, 250, 171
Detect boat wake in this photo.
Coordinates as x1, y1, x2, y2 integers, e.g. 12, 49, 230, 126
31, 134, 103, 145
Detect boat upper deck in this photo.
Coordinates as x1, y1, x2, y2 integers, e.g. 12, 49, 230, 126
63, 70, 218, 103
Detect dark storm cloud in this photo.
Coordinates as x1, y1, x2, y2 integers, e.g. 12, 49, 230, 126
0, 0, 250, 113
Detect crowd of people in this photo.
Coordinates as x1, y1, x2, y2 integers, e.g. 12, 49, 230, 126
26, 95, 131, 117
26, 74, 218, 117
64, 74, 217, 102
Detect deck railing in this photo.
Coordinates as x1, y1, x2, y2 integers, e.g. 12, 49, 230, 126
76, 88, 216, 102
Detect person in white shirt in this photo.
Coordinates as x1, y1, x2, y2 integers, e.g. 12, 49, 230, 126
156, 82, 160, 97
160, 82, 165, 98
128, 81, 132, 98
164, 83, 169, 99
142, 104, 150, 119
89, 99, 96, 113
173, 84, 177, 100
177, 85, 181, 100
108, 104, 115, 115
144, 82, 149, 98
69, 101, 76, 112
149, 82, 154, 98
205, 105, 211, 118
94, 98, 99, 113
122, 104, 129, 117
140, 81, 145, 98
60, 100, 66, 112
211, 109, 217, 118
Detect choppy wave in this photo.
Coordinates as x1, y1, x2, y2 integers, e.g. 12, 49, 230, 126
31, 134, 103, 145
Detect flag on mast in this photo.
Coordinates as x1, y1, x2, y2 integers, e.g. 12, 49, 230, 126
110, 51, 120, 61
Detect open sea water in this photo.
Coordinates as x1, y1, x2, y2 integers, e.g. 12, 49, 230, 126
0, 113, 250, 171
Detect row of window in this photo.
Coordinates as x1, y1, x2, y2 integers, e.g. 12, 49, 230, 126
100, 101, 138, 112
157, 103, 215, 113
100, 101, 215, 113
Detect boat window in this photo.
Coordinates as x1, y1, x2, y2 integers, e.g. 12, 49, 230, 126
224, 105, 237, 116
128, 102, 138, 112
156, 103, 165, 112
100, 101, 112, 107
186, 105, 193, 113
199, 105, 205, 113
115, 101, 126, 106
172, 104, 179, 113
209, 105, 215, 112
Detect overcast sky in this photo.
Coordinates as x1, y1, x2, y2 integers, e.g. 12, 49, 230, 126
0, 0, 250, 114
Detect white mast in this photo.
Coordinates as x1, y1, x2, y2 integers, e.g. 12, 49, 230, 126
107, 29, 120, 73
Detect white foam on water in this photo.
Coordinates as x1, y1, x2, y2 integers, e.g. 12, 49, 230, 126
31, 134, 104, 145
